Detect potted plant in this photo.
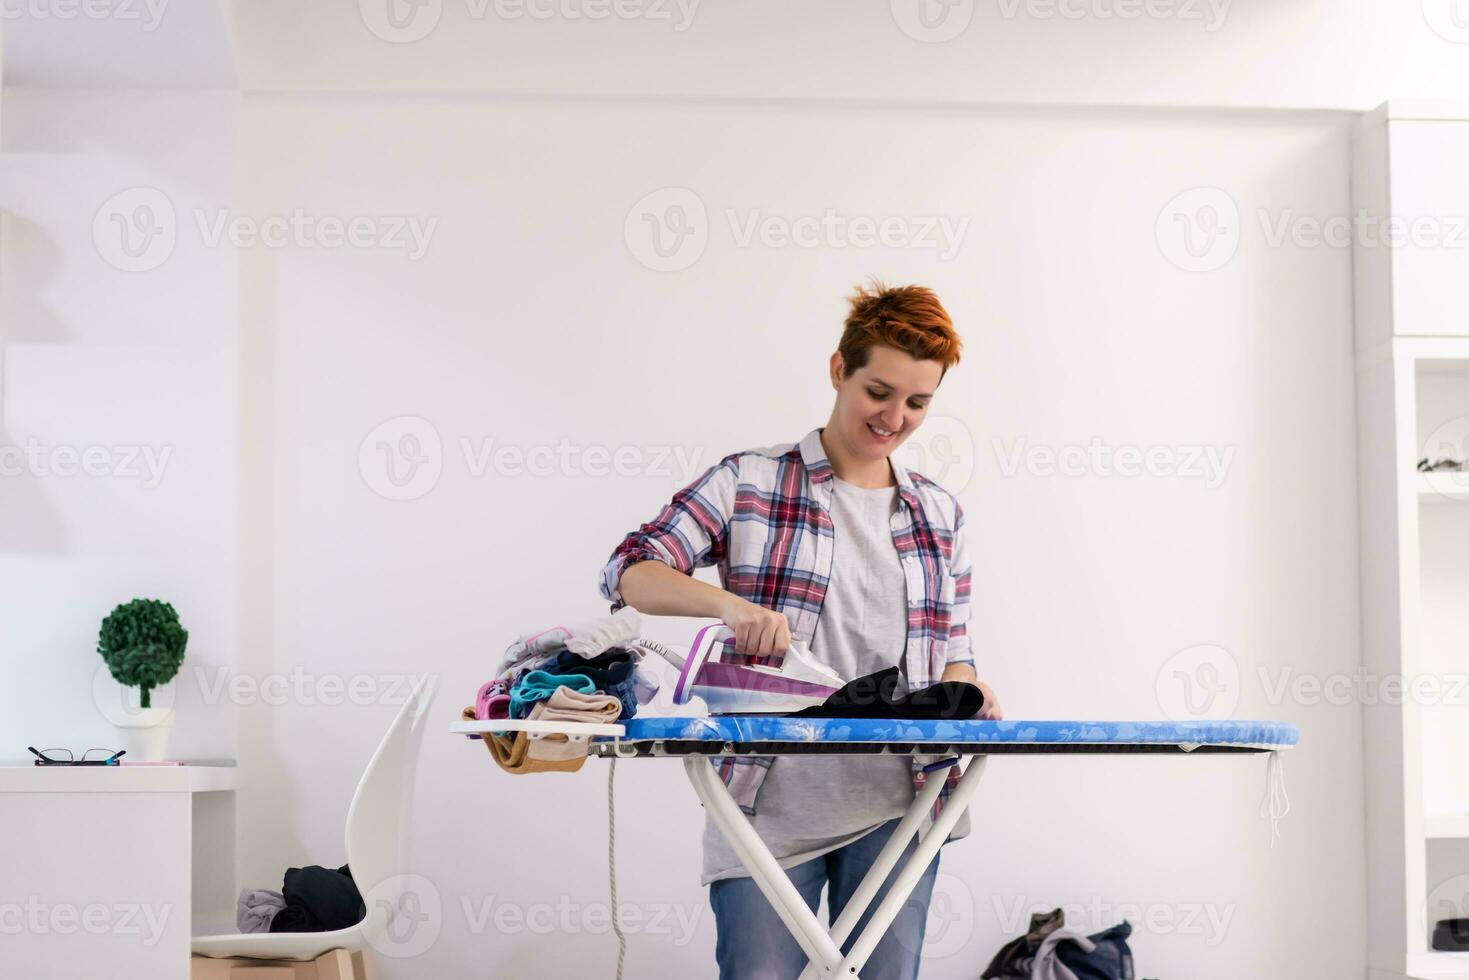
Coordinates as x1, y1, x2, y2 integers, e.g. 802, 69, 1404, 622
97, 598, 188, 761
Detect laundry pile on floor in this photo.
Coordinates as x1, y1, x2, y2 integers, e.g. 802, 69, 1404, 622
464, 608, 664, 775
983, 908, 1143, 980
236, 865, 363, 934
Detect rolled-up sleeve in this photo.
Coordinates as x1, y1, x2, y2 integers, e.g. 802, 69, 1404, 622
945, 502, 975, 668
598, 455, 739, 613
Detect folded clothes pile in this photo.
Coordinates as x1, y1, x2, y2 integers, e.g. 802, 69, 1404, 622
467, 609, 663, 775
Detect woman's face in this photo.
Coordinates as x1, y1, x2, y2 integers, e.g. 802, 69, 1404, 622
829, 344, 943, 462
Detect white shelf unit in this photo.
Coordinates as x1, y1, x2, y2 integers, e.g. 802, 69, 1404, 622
1357, 101, 1469, 980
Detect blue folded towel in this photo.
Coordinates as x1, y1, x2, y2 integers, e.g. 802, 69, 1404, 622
509, 670, 596, 719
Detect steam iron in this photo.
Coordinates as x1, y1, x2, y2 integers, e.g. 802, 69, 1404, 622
669, 624, 844, 714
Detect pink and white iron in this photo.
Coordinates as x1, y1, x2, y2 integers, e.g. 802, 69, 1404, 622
668, 624, 844, 714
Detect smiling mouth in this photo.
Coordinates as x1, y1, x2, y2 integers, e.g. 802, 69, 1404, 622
867, 422, 898, 440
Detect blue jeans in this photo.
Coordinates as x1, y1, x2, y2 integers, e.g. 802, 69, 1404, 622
708, 818, 941, 980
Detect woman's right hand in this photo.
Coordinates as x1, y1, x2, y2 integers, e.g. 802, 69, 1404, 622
716, 595, 792, 658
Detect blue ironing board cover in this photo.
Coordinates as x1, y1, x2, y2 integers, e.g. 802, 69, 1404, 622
607, 717, 1298, 748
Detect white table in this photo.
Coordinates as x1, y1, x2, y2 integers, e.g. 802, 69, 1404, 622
0, 763, 237, 980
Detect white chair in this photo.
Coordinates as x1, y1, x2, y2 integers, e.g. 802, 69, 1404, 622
191, 678, 436, 980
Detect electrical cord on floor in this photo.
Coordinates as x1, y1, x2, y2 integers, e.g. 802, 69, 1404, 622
608, 755, 627, 980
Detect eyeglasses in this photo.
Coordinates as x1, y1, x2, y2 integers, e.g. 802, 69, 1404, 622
27, 746, 126, 766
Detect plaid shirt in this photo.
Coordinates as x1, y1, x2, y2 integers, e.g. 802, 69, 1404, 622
599, 427, 974, 822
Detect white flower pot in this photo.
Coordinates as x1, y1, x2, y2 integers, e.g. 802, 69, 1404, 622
111, 708, 174, 762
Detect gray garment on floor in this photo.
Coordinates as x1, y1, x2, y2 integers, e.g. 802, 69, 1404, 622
236, 888, 287, 934
702, 476, 919, 884
1030, 925, 1094, 980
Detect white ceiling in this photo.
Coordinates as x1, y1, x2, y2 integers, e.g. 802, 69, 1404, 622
3, 0, 1469, 114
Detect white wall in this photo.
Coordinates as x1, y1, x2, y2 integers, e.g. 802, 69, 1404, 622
237, 93, 1362, 978
0, 88, 239, 762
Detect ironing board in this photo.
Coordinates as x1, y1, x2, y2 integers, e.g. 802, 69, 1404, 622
452, 716, 1299, 980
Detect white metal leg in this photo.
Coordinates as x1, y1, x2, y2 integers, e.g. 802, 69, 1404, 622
686, 754, 988, 980
683, 757, 848, 973
830, 756, 988, 977
793, 758, 954, 980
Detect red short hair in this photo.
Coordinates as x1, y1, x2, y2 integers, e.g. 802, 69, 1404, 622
838, 280, 961, 379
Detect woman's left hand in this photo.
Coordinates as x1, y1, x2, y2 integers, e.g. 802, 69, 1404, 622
973, 680, 1003, 720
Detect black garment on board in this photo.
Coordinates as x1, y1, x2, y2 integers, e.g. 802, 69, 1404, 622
786, 665, 984, 720
268, 864, 364, 933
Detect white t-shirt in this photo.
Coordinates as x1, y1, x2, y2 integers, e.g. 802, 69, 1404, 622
701, 476, 917, 884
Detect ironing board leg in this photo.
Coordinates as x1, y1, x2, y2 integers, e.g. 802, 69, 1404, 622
683, 757, 848, 975
828, 755, 989, 978
792, 757, 954, 980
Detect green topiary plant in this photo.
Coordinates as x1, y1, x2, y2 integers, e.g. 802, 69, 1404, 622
97, 598, 188, 709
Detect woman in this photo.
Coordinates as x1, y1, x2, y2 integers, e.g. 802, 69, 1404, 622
598, 281, 1002, 980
